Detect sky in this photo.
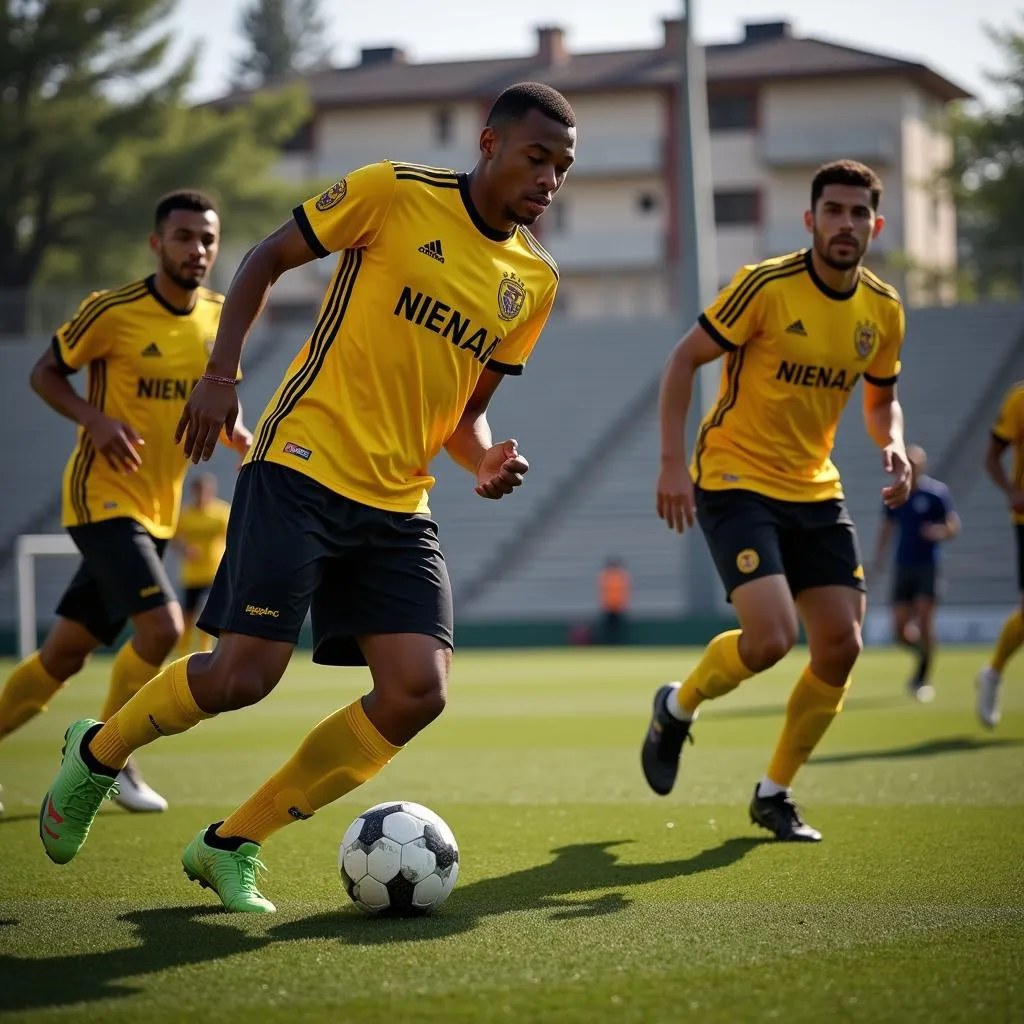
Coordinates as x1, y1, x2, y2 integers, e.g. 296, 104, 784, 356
170, 0, 1021, 107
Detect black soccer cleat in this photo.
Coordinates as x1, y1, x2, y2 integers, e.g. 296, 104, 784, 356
748, 786, 822, 842
640, 684, 694, 796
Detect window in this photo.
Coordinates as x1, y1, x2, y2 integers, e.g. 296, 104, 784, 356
713, 190, 760, 226
708, 93, 757, 131
435, 107, 453, 145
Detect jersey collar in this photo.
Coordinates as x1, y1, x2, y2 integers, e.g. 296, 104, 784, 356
457, 173, 515, 243
804, 250, 859, 302
146, 274, 196, 316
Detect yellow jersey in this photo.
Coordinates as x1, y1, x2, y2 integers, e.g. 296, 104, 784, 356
175, 497, 231, 586
693, 250, 904, 502
54, 277, 224, 539
992, 382, 1024, 525
246, 160, 559, 514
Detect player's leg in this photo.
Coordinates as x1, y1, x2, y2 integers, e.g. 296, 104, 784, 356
909, 588, 937, 702
977, 527, 1024, 727
641, 488, 797, 796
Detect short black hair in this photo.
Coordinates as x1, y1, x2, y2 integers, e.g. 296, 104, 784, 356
811, 160, 883, 210
154, 190, 218, 232
486, 82, 576, 130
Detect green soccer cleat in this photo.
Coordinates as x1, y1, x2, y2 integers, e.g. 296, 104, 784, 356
39, 719, 120, 864
182, 826, 276, 913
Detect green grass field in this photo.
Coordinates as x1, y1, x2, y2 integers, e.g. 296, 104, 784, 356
1, 645, 1021, 1023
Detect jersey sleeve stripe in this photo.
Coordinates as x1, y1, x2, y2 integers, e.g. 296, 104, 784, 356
720, 264, 807, 329
292, 204, 330, 259
252, 249, 364, 462
51, 336, 74, 374
715, 254, 804, 325
860, 270, 901, 302
518, 228, 559, 281
485, 359, 524, 375
394, 172, 459, 189
693, 346, 746, 486
698, 313, 737, 351
391, 163, 457, 180
860, 276, 902, 304
63, 282, 149, 350
863, 371, 899, 386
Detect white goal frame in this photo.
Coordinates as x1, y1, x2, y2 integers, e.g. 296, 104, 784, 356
15, 533, 78, 660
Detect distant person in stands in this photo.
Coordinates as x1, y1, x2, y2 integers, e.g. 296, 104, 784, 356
872, 444, 959, 702
598, 557, 631, 644
173, 473, 231, 655
976, 380, 1024, 728
0, 191, 251, 815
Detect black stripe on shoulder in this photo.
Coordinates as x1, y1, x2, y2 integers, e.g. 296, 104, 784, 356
721, 264, 806, 328
863, 372, 899, 387
199, 288, 225, 305
861, 275, 902, 304
698, 313, 737, 351
486, 359, 523, 376
395, 173, 459, 189
992, 430, 1012, 445
63, 281, 149, 350
716, 254, 805, 325
518, 228, 559, 281
51, 335, 76, 375
391, 162, 457, 180
293, 204, 330, 259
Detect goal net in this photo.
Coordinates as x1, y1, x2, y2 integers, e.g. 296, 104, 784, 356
14, 533, 77, 660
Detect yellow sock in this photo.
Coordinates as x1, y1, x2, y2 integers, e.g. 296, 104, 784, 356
677, 629, 756, 715
89, 656, 214, 770
766, 666, 848, 788
217, 699, 401, 844
99, 642, 161, 721
0, 652, 65, 738
991, 609, 1024, 673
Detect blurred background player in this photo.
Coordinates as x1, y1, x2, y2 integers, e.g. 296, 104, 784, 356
0, 191, 250, 814
597, 557, 631, 644
642, 159, 910, 842
173, 473, 231, 654
872, 444, 959, 702
976, 380, 1024, 728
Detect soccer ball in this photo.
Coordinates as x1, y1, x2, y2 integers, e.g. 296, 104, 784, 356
339, 801, 460, 916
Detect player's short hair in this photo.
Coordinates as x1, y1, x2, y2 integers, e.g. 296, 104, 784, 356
486, 82, 576, 131
154, 190, 218, 232
811, 160, 883, 210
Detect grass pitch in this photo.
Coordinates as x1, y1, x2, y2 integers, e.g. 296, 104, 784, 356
0, 645, 1021, 1023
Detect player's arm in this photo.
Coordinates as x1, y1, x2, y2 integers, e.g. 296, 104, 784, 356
986, 390, 1024, 515
871, 512, 895, 575
862, 381, 910, 508
444, 369, 528, 500
218, 394, 253, 461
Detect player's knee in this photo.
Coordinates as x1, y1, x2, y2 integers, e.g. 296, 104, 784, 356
39, 648, 84, 683
826, 624, 863, 673
134, 608, 184, 661
743, 625, 797, 670
389, 667, 448, 731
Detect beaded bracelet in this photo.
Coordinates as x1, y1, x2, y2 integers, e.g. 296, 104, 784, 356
202, 373, 238, 387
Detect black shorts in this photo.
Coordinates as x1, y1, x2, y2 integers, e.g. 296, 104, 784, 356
1017, 524, 1024, 592
198, 462, 454, 666
892, 564, 940, 604
57, 518, 174, 646
695, 486, 865, 600
183, 585, 211, 616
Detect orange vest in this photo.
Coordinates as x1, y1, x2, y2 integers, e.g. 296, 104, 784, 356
599, 568, 630, 613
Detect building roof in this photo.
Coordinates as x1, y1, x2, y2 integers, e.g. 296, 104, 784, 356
211, 20, 972, 110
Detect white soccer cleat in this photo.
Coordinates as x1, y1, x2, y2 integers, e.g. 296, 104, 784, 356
112, 758, 168, 813
975, 667, 1002, 730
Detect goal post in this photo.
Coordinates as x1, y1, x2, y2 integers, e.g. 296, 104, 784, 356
15, 533, 78, 660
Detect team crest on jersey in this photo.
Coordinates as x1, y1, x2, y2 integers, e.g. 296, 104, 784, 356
497, 271, 527, 321
315, 179, 347, 212
853, 320, 878, 360
736, 549, 760, 574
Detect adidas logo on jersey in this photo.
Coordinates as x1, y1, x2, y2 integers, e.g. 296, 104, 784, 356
418, 239, 445, 263
141, 342, 162, 357
785, 320, 807, 336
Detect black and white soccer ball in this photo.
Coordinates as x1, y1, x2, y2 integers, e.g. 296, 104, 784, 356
339, 801, 460, 916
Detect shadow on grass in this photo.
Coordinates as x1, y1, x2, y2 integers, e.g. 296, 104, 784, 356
811, 735, 1024, 765
0, 813, 41, 826
709, 695, 904, 722
0, 835, 765, 1012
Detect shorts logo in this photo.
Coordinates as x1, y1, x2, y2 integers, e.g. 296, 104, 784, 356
139, 584, 162, 598
736, 549, 760, 574
315, 179, 347, 212
497, 271, 526, 321
853, 564, 865, 580
854, 320, 878, 360
245, 604, 280, 618
283, 441, 312, 461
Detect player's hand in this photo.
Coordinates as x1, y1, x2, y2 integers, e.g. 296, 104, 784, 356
228, 421, 253, 468
881, 443, 911, 509
176, 378, 239, 465
656, 458, 695, 533
1009, 489, 1024, 517
86, 412, 144, 473
475, 439, 528, 499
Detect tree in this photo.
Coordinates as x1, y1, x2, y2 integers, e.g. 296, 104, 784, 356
0, 0, 311, 332
947, 15, 1024, 298
232, 0, 331, 88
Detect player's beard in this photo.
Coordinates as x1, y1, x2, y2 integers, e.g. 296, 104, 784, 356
814, 228, 864, 271
160, 251, 204, 290
505, 205, 538, 227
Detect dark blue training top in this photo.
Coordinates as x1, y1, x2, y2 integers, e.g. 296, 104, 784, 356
884, 476, 954, 567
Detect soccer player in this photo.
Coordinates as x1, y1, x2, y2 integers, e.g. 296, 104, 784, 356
37, 82, 575, 911
872, 444, 959, 702
0, 191, 251, 814
976, 380, 1024, 728
173, 473, 231, 654
641, 159, 911, 842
